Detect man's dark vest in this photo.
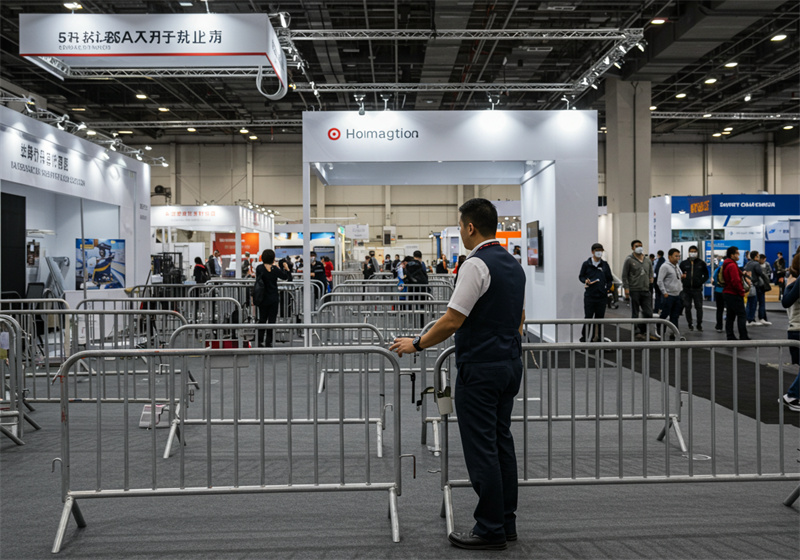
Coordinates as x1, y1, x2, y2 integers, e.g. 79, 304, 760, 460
454, 242, 525, 365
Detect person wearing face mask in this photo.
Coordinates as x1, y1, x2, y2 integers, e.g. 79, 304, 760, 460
658, 248, 685, 338
679, 245, 710, 332
578, 243, 614, 342
621, 239, 658, 341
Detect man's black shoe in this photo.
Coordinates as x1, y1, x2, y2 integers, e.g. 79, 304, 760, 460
448, 532, 507, 550
697, 325, 703, 332
506, 533, 518, 542
688, 324, 694, 331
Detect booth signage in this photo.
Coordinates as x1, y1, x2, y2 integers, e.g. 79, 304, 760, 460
151, 205, 238, 228
345, 224, 370, 239
19, 14, 285, 80
688, 194, 800, 217
688, 197, 711, 217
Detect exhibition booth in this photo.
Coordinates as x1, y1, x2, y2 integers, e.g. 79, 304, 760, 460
649, 193, 800, 268
0, 105, 150, 306
301, 110, 598, 339
274, 223, 344, 268
150, 205, 274, 279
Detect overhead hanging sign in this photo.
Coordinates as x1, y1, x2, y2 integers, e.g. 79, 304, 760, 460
19, 13, 286, 86
345, 224, 370, 240
688, 194, 800, 217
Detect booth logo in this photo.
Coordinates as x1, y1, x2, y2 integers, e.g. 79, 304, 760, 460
327, 128, 341, 140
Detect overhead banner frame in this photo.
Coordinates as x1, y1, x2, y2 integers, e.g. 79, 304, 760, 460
19, 13, 287, 99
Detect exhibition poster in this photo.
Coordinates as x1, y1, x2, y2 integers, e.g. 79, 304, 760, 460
75, 239, 125, 290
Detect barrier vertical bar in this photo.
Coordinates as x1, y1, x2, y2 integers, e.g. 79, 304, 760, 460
288, 354, 294, 484
96, 354, 102, 491
755, 348, 762, 475
688, 349, 693, 477
710, 349, 717, 476
594, 348, 600, 478
778, 350, 784, 474
733, 347, 739, 476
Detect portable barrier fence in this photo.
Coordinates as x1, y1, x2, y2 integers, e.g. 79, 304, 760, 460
315, 300, 450, 343
51, 346, 407, 553
77, 297, 242, 327
331, 270, 362, 288
1, 309, 187, 403
416, 318, 683, 456
0, 315, 42, 444
319, 291, 436, 306
431, 339, 800, 535
127, 284, 193, 298
337, 280, 454, 302
162, 323, 394, 459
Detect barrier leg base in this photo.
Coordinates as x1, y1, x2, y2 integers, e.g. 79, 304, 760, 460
656, 418, 688, 453
23, 411, 42, 431
0, 425, 24, 445
163, 419, 179, 459
783, 483, 800, 507
52, 497, 86, 554
443, 484, 454, 536
389, 487, 400, 543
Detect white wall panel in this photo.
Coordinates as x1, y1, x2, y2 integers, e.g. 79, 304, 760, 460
708, 144, 764, 194
652, 144, 704, 196
781, 145, 800, 195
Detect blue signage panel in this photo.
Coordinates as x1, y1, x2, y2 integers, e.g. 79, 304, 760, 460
711, 195, 800, 216
688, 196, 712, 217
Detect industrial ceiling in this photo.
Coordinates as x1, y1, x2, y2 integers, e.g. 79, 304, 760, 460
1, 1, 798, 144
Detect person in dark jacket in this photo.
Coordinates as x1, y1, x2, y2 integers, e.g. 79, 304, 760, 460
653, 250, 666, 313
192, 256, 210, 283
578, 243, 614, 342
722, 246, 750, 341
679, 245, 709, 331
254, 249, 292, 347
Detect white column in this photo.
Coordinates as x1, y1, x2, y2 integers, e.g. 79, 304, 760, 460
384, 184, 391, 226
317, 176, 326, 218
234, 220, 242, 279
302, 163, 312, 336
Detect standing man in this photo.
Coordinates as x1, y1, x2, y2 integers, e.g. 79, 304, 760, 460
679, 245, 709, 331
621, 239, 658, 341
723, 246, 750, 341
392, 254, 401, 278
658, 248, 684, 338
653, 250, 666, 314
390, 199, 525, 551
578, 243, 613, 342
774, 252, 786, 298
207, 250, 222, 276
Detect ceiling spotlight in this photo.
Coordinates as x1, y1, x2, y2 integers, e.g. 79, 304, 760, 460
101, 150, 110, 159
771, 33, 787, 42
618, 45, 627, 53
703, 113, 712, 118
649, 105, 657, 111
784, 125, 794, 130
249, 135, 258, 140
109, 143, 117, 151
603, 56, 610, 65
613, 61, 622, 69
136, 93, 147, 99
56, 121, 65, 130
118, 130, 133, 134
590, 83, 598, 90
86, 129, 96, 136
187, 127, 196, 132
724, 126, 733, 131
675, 93, 687, 99
64, 2, 82, 9
278, 12, 290, 28
724, 61, 738, 68
354, 93, 365, 116
158, 107, 169, 112
636, 42, 645, 52
161, 161, 169, 167
744, 93, 752, 102
135, 152, 143, 161
239, 128, 249, 134
144, 145, 152, 150
722, 131, 731, 135
712, 132, 722, 137
76, 122, 86, 130
650, 18, 666, 25
179, 1, 193, 6
704, 77, 717, 84
203, 202, 208, 207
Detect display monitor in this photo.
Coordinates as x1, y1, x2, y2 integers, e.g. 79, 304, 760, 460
526, 221, 541, 266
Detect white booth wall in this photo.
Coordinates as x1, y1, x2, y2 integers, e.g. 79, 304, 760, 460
0, 105, 150, 305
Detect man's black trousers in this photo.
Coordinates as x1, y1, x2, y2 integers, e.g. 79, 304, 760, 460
681, 288, 704, 327
583, 298, 607, 341
723, 293, 748, 341
257, 302, 279, 347
454, 358, 523, 542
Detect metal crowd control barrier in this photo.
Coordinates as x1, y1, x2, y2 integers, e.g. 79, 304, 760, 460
162, 323, 394, 460
127, 284, 193, 298
433, 339, 800, 536
51, 346, 406, 553
0, 315, 42, 444
338, 280, 454, 301
77, 297, 242, 327
315, 300, 450, 342
319, 291, 435, 306
2, 309, 187, 403
331, 270, 361, 288
416, 318, 685, 456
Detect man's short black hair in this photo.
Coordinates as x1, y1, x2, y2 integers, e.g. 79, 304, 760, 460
689, 245, 698, 252
458, 198, 498, 237
631, 239, 642, 248
726, 246, 739, 258
668, 248, 680, 257
413, 250, 422, 258
657, 250, 664, 256
750, 250, 759, 259
310, 251, 317, 257
261, 249, 275, 264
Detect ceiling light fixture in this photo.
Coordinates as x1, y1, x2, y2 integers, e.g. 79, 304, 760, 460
118, 130, 133, 134
144, 145, 152, 150
703, 113, 712, 118
187, 127, 196, 132
135, 152, 143, 161
724, 127, 733, 131
161, 161, 169, 167
70, 107, 86, 112
712, 132, 722, 137
675, 93, 687, 99
704, 77, 717, 84
784, 125, 794, 130
158, 107, 169, 112
86, 129, 96, 135
722, 131, 731, 135
354, 93, 365, 116
239, 128, 249, 134
278, 12, 291, 28
651, 18, 666, 25
249, 135, 258, 140
179, 1, 193, 6
744, 93, 752, 102
136, 93, 147, 99
724, 61, 738, 68
649, 105, 657, 111
613, 61, 622, 69
636, 41, 646, 52
771, 33, 787, 42
64, 2, 82, 9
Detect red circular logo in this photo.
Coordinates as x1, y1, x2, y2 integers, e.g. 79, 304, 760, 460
327, 128, 341, 140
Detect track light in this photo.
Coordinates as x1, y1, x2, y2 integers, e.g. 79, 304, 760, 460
354, 93, 365, 116
590, 83, 598, 90
144, 145, 152, 150
744, 93, 752, 102
135, 152, 143, 161
636, 41, 646, 52
161, 161, 169, 167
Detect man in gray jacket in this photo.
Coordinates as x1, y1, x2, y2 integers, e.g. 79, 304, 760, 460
658, 248, 684, 339
622, 239, 657, 340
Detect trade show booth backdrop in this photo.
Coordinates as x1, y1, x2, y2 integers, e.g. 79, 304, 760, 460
301, 110, 598, 337
0, 105, 150, 304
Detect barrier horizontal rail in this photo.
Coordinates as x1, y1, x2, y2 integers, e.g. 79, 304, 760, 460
1, 309, 187, 403
336, 280, 453, 301
77, 297, 242, 326
319, 291, 436, 306
51, 346, 405, 553
433, 339, 800, 536
0, 298, 71, 310
315, 300, 450, 343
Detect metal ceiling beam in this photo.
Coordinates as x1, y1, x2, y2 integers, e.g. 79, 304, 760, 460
652, 112, 800, 121
84, 119, 303, 129
289, 29, 643, 41
293, 82, 576, 92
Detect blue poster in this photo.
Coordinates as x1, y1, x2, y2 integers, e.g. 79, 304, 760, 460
705, 240, 749, 268
75, 239, 126, 290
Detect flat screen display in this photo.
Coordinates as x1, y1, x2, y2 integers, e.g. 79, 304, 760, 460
526, 221, 540, 266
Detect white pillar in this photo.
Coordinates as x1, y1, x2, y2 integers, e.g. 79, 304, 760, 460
302, 163, 312, 337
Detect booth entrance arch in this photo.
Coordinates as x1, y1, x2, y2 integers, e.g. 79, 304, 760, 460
300, 110, 598, 341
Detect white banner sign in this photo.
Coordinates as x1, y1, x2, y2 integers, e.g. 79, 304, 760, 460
151, 205, 238, 228
648, 196, 672, 255
19, 14, 286, 83
724, 226, 762, 241
345, 224, 370, 240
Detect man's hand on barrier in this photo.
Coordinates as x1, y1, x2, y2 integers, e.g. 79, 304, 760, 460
390, 337, 415, 358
